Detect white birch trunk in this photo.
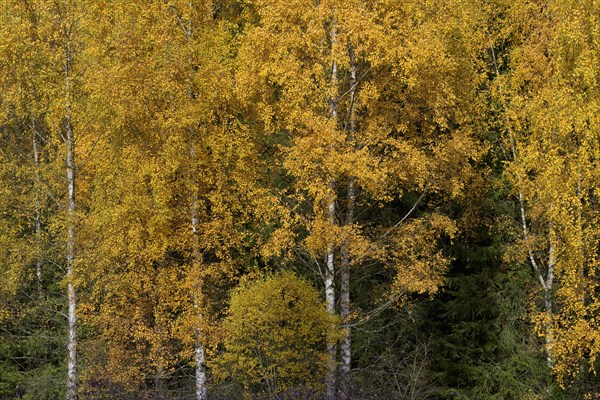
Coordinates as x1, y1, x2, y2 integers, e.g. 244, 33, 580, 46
339, 47, 357, 399
325, 185, 337, 400
325, 18, 339, 400
66, 91, 78, 400
512, 141, 554, 368
32, 120, 43, 300
339, 178, 354, 400
64, 33, 78, 400
544, 224, 555, 368
194, 327, 207, 400
190, 143, 208, 400
516, 180, 554, 368
494, 47, 554, 368
179, 4, 209, 396
154, 331, 167, 397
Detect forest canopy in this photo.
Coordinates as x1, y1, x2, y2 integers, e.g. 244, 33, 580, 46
0, 0, 599, 399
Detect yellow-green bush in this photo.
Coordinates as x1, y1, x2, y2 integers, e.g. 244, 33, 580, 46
214, 271, 334, 396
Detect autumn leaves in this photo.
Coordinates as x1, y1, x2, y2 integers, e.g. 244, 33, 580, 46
0, 0, 599, 399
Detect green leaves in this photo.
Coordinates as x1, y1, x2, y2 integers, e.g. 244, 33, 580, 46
214, 271, 333, 396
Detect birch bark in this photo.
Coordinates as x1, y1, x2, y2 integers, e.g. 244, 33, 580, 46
325, 18, 339, 400
512, 139, 554, 368
325, 180, 337, 400
32, 120, 43, 300
339, 178, 354, 399
65, 34, 78, 400
190, 141, 208, 400
339, 46, 358, 400
493, 44, 555, 368
180, 3, 208, 397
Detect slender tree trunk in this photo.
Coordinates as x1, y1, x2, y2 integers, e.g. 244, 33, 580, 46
325, 183, 337, 400
339, 46, 358, 400
179, 3, 209, 396
66, 98, 78, 400
32, 119, 43, 300
339, 178, 354, 399
190, 142, 208, 400
194, 319, 207, 400
492, 44, 553, 367
543, 289, 553, 367
517, 185, 554, 368
325, 18, 339, 400
544, 223, 556, 368
64, 35, 78, 400
509, 126, 554, 369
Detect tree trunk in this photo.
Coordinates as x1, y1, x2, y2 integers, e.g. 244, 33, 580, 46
66, 97, 78, 400
190, 142, 208, 400
339, 178, 355, 399
325, 183, 337, 400
543, 289, 553, 368
510, 132, 554, 369
194, 327, 207, 400
180, 4, 209, 396
325, 18, 339, 400
517, 187, 554, 368
544, 225, 556, 368
32, 119, 43, 300
339, 46, 358, 400
64, 35, 78, 400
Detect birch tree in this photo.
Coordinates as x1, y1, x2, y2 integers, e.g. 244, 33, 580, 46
236, 1, 483, 397
1, 1, 95, 398
499, 0, 600, 384
76, 2, 287, 397
51, 2, 92, 397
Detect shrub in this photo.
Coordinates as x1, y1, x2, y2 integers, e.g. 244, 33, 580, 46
214, 271, 333, 397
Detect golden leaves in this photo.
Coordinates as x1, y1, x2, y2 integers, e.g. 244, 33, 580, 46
501, 0, 600, 382
384, 214, 456, 297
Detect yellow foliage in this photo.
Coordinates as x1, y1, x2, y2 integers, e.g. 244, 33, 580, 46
501, 0, 600, 383
385, 214, 457, 298
213, 271, 335, 396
